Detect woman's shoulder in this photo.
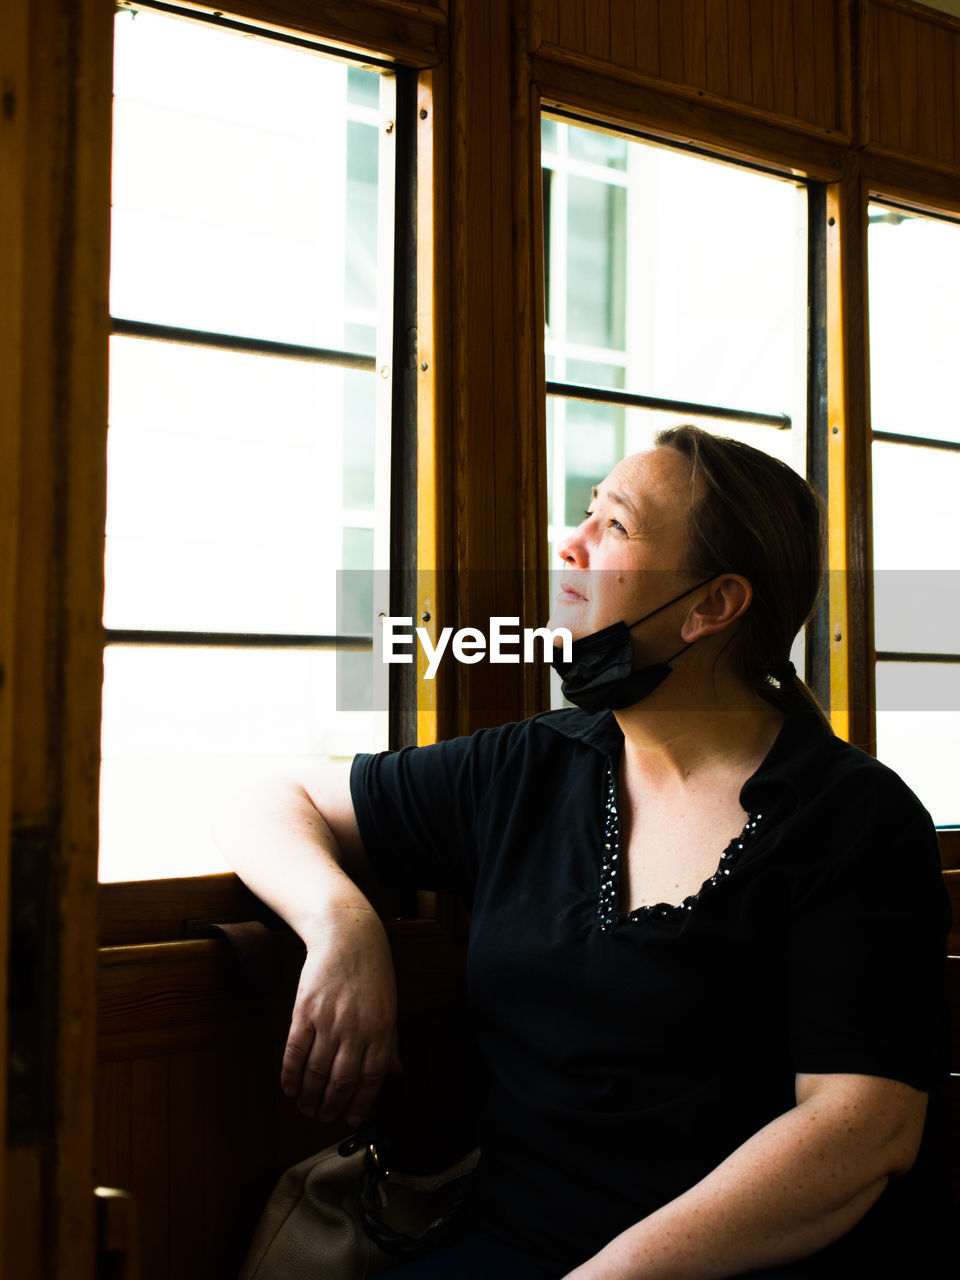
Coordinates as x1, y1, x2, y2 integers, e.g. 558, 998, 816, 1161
748, 707, 930, 825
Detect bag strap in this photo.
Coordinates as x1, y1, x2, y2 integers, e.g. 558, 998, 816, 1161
337, 1130, 471, 1259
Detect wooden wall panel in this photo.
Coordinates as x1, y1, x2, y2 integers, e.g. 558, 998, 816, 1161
934, 33, 956, 160
794, 0, 818, 123
634, 0, 660, 75
875, 2, 902, 145
609, 0, 635, 71
869, 0, 960, 170
585, 0, 610, 60
750, 0, 776, 110
917, 18, 940, 154
539, 0, 558, 46
813, 0, 839, 132
727, 0, 754, 104
704, 0, 731, 97
95, 924, 475, 1280
682, 0, 708, 89
534, 0, 846, 133
658, 0, 685, 83
132, 1059, 171, 1280
900, 10, 921, 152
772, 2, 798, 118
557, 0, 585, 55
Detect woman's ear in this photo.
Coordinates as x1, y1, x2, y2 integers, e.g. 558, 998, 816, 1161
680, 575, 752, 642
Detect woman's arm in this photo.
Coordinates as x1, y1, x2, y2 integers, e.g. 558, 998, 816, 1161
564, 1072, 927, 1280
222, 762, 401, 1126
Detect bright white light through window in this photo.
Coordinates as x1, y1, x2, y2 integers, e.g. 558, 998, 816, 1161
869, 204, 960, 826
542, 119, 808, 708
101, 9, 392, 881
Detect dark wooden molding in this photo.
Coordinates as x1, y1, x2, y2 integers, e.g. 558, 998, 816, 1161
532, 49, 849, 180
121, 0, 448, 65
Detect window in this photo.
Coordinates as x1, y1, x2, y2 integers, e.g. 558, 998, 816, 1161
542, 117, 809, 704
102, 6, 403, 880
868, 202, 960, 827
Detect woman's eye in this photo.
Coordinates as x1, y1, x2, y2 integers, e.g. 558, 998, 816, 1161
583, 508, 626, 534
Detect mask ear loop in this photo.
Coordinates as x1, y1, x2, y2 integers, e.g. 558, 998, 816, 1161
664, 640, 694, 665
624, 577, 716, 633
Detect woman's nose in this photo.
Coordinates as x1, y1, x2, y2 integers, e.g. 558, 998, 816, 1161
557, 523, 588, 567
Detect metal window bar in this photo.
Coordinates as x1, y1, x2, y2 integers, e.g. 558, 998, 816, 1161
872, 430, 960, 453
110, 318, 377, 372
875, 652, 960, 664
546, 380, 791, 430
103, 629, 373, 650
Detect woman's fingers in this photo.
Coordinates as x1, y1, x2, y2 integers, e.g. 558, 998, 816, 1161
281, 1002, 398, 1121
342, 1037, 399, 1127
281, 911, 400, 1122
280, 1019, 318, 1102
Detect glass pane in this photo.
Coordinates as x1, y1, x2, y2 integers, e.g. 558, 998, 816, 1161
99, 645, 387, 881
547, 399, 801, 553
111, 8, 383, 350
868, 205, 960, 442
104, 337, 380, 634
104, 15, 393, 882
566, 176, 627, 349
543, 119, 807, 422
564, 360, 626, 391
568, 124, 628, 170
346, 120, 380, 313
876, 663, 960, 826
560, 400, 625, 528
872, 441, 960, 653
347, 65, 380, 109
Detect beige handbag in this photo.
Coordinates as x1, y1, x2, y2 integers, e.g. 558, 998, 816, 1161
239, 1131, 480, 1280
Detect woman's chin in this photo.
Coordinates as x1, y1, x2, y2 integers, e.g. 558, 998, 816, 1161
546, 606, 582, 638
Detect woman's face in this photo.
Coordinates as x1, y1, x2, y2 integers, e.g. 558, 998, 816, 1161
548, 447, 700, 645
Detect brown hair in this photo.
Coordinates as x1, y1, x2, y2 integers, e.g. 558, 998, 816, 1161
655, 424, 827, 712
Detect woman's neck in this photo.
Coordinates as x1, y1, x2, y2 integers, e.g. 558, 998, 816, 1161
612, 670, 785, 790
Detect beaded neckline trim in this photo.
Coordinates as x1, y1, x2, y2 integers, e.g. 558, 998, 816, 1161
597, 759, 763, 932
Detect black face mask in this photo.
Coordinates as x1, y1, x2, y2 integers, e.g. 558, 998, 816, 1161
550, 579, 713, 715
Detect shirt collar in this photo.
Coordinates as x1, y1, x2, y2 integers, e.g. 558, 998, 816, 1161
537, 704, 836, 813
738, 706, 835, 812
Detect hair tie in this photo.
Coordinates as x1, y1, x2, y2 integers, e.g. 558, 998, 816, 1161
774, 660, 796, 685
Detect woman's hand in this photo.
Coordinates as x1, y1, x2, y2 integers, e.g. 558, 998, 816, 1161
281, 904, 402, 1126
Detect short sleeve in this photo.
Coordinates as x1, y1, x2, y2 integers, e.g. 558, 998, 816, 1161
349, 720, 530, 903
785, 773, 950, 1092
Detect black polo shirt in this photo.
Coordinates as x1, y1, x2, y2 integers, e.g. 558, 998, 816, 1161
350, 707, 950, 1271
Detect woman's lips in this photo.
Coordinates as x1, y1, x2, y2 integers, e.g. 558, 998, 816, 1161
559, 583, 587, 603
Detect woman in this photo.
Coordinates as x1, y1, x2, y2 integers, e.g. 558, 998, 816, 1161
228, 426, 950, 1279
